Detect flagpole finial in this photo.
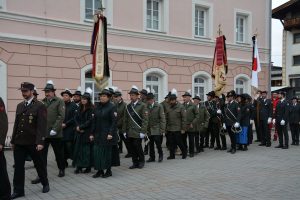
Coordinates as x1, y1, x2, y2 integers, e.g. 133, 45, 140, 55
217, 24, 223, 36
254, 28, 258, 37
96, 2, 106, 16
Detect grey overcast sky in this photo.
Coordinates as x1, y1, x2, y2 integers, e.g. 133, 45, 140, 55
272, 0, 289, 66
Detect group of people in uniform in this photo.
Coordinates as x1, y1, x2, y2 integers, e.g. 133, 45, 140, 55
0, 80, 299, 200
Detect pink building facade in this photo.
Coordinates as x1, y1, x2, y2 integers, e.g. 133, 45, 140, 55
0, 0, 271, 136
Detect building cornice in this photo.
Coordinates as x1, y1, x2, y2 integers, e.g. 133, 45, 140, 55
0, 33, 270, 65
0, 11, 270, 54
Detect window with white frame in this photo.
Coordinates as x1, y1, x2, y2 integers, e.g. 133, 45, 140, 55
193, 76, 205, 101
192, 71, 212, 101
85, 0, 101, 20
146, 74, 160, 101
194, 6, 208, 37
234, 75, 250, 95
147, 0, 162, 31
235, 78, 245, 94
84, 70, 102, 103
236, 14, 248, 43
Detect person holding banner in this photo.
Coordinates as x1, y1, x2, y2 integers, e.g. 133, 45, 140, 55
224, 90, 241, 154
122, 86, 149, 169
91, 88, 119, 178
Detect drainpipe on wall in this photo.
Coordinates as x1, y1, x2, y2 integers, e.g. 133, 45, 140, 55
268, 0, 272, 95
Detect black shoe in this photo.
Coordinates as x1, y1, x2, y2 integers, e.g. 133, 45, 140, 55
254, 140, 260, 142
242, 146, 248, 151
282, 146, 289, 149
199, 148, 204, 152
11, 192, 25, 199
146, 158, 155, 162
227, 148, 233, 153
125, 154, 132, 158
266, 143, 271, 147
291, 142, 296, 145
237, 145, 243, 150
42, 184, 50, 193
214, 147, 221, 150
158, 155, 163, 162
31, 177, 41, 184
167, 156, 175, 160
83, 168, 91, 173
203, 145, 209, 148
231, 149, 236, 154
92, 170, 104, 178
138, 162, 145, 169
74, 168, 82, 174
221, 147, 227, 151
182, 153, 187, 159
189, 154, 194, 158
58, 170, 65, 177
129, 164, 138, 169
102, 170, 112, 178
259, 143, 266, 146
209, 145, 214, 149
275, 145, 283, 148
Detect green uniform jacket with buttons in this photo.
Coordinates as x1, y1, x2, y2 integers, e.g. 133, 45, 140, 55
11, 99, 47, 145
122, 101, 149, 139
42, 96, 65, 138
147, 102, 166, 136
116, 100, 126, 130
183, 101, 199, 132
0, 97, 8, 145
165, 102, 187, 132
196, 104, 209, 132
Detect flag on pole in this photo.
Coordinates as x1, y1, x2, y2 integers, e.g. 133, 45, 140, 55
212, 35, 228, 97
91, 14, 110, 83
251, 36, 261, 88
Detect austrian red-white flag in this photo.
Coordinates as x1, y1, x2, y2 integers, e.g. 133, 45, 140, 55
251, 36, 261, 88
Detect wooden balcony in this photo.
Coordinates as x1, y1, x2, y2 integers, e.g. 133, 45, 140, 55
284, 18, 300, 30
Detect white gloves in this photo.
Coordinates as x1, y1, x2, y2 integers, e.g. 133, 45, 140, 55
223, 123, 226, 129
217, 109, 222, 114
50, 130, 57, 136
280, 120, 285, 126
140, 133, 145, 139
123, 133, 127, 139
272, 119, 276, 125
234, 122, 240, 128
267, 118, 272, 124
250, 120, 254, 125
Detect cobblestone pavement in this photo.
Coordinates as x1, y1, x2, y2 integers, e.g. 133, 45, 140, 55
4, 136, 300, 200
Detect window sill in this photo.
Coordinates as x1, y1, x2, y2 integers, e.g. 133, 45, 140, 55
235, 42, 251, 46
146, 29, 167, 34
194, 35, 211, 40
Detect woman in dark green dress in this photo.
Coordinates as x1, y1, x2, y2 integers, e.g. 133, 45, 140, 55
73, 88, 94, 174
91, 88, 120, 178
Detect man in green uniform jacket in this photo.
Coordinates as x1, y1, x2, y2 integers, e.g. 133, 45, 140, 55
146, 91, 166, 162
123, 86, 149, 169
182, 90, 199, 157
113, 89, 131, 157
165, 89, 187, 160
32, 80, 65, 184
